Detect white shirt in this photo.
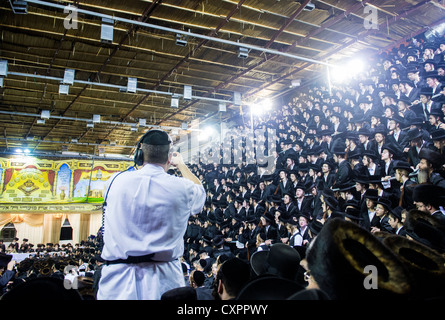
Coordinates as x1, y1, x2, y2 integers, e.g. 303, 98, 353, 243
98, 164, 206, 300
368, 210, 376, 223
290, 231, 303, 247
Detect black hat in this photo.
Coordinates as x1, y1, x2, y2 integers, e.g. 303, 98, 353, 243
425, 70, 439, 80
392, 160, 413, 173
236, 276, 304, 300
305, 218, 413, 300
372, 124, 387, 137
430, 108, 444, 117
431, 129, 445, 141
141, 129, 172, 145
282, 191, 295, 200
324, 196, 339, 210
296, 211, 311, 222
381, 234, 445, 299
404, 210, 445, 253
419, 148, 445, 169
363, 150, 378, 161
1, 277, 83, 300
347, 148, 362, 160
412, 184, 445, 206
250, 243, 302, 281
336, 182, 356, 192
420, 87, 433, 97
266, 194, 282, 204
309, 219, 323, 236
212, 235, 225, 247
382, 143, 399, 157
376, 196, 393, 211
358, 127, 371, 136
332, 141, 346, 155
397, 95, 411, 106
406, 128, 423, 141
0, 253, 12, 268
389, 206, 403, 221
345, 207, 363, 222
287, 288, 331, 300
261, 211, 275, 223
389, 114, 405, 126
161, 286, 197, 300
363, 189, 379, 201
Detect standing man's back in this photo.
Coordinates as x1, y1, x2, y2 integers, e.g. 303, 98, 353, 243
98, 130, 206, 300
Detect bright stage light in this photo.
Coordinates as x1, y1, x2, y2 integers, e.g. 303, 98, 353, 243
24, 148, 30, 154
330, 58, 366, 83
199, 126, 216, 141
14, 148, 23, 153
251, 98, 273, 116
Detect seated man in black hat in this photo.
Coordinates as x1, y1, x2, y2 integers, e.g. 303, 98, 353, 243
418, 148, 445, 188
413, 184, 445, 225
359, 189, 380, 231
371, 197, 395, 234
393, 160, 416, 210
405, 127, 434, 168
332, 141, 353, 188
388, 206, 407, 236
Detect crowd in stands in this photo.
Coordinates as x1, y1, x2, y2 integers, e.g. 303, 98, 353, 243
1, 34, 445, 300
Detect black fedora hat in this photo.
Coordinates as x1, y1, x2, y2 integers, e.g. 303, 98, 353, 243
250, 243, 302, 281
309, 219, 323, 236
324, 196, 339, 210
392, 160, 413, 173
296, 211, 311, 222
363, 189, 379, 201
212, 235, 225, 247
305, 218, 413, 300
406, 128, 423, 141
376, 196, 393, 211
345, 207, 363, 222
431, 129, 445, 141
389, 206, 404, 222
236, 276, 304, 300
382, 143, 399, 157
261, 210, 275, 223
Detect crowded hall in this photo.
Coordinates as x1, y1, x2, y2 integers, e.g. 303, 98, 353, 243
1, 0, 445, 302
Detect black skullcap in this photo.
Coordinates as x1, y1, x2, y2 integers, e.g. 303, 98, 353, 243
141, 130, 171, 145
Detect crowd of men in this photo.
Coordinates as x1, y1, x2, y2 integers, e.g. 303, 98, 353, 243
1, 35, 445, 300
175, 35, 445, 299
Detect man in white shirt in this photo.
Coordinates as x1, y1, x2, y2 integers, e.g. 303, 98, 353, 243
98, 130, 206, 300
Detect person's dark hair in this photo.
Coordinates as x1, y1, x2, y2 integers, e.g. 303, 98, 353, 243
141, 143, 170, 164
191, 270, 206, 287
212, 257, 251, 299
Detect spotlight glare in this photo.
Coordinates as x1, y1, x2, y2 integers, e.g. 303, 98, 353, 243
199, 126, 216, 141
24, 148, 30, 153
251, 98, 273, 116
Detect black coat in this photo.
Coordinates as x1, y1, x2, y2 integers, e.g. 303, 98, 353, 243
334, 160, 353, 187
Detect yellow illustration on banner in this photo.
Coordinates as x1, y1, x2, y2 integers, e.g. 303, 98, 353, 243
0, 156, 134, 210
3, 167, 53, 203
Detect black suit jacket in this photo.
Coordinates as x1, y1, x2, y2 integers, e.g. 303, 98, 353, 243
360, 209, 380, 232
334, 160, 353, 187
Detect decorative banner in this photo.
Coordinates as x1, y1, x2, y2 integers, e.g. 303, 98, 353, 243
0, 156, 134, 212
